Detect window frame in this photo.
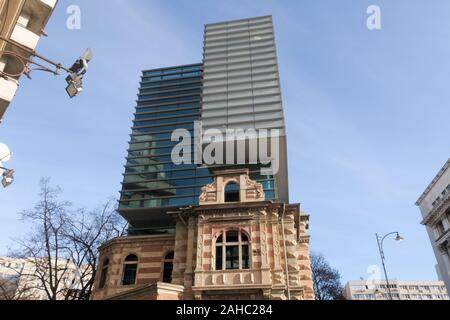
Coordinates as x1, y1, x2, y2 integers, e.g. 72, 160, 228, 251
224, 182, 240, 203
214, 229, 251, 271
121, 254, 139, 287
98, 258, 110, 289
161, 251, 174, 283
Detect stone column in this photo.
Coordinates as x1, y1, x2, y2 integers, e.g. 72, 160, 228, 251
184, 216, 196, 289
271, 220, 285, 286
172, 220, 188, 285
259, 221, 269, 269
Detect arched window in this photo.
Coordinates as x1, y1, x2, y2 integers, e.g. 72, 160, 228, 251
162, 251, 174, 283
215, 230, 250, 270
99, 258, 109, 289
122, 254, 138, 286
225, 182, 240, 202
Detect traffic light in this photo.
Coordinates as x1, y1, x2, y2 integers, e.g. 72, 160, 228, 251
65, 48, 92, 98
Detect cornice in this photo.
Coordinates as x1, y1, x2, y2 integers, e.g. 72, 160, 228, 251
416, 158, 450, 206
421, 192, 450, 226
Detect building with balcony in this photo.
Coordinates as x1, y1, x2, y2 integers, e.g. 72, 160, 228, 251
0, 0, 58, 122
91, 16, 314, 300
344, 279, 449, 300
416, 158, 450, 292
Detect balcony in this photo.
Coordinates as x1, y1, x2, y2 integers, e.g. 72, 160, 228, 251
193, 269, 272, 290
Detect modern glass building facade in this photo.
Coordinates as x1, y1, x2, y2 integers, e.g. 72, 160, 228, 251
119, 64, 205, 216
202, 16, 289, 203
119, 63, 277, 233
119, 16, 288, 233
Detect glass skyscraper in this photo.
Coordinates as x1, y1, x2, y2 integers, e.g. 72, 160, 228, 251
119, 16, 287, 234
119, 64, 206, 233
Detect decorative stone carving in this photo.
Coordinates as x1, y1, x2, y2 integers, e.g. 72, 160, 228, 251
199, 169, 266, 205
199, 182, 217, 203
245, 174, 265, 201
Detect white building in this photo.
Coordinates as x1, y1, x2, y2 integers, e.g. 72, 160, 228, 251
0, 0, 58, 122
0, 256, 85, 300
344, 279, 449, 300
416, 158, 450, 292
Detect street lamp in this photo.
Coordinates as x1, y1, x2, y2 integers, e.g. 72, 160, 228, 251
0, 35, 92, 98
65, 48, 93, 98
0, 167, 14, 188
376, 232, 404, 300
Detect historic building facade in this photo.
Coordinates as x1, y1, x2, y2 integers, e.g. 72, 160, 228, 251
92, 15, 314, 301
416, 158, 450, 292
92, 169, 314, 300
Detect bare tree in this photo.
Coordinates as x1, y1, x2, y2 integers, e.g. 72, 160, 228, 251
62, 200, 127, 300
10, 178, 72, 300
311, 252, 345, 300
8, 178, 127, 300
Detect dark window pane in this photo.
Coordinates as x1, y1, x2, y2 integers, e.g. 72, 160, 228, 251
122, 264, 137, 286
99, 263, 108, 289
125, 254, 138, 262
225, 182, 240, 202
242, 245, 250, 269
216, 234, 223, 243
227, 231, 239, 242
165, 251, 174, 260
226, 245, 239, 270
163, 261, 173, 283
216, 246, 223, 270
241, 233, 249, 242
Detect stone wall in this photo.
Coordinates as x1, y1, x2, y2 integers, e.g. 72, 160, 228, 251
91, 234, 175, 300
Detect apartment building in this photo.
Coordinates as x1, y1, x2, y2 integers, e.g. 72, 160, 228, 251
344, 279, 449, 300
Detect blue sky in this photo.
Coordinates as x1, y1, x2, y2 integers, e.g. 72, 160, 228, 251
1, 0, 450, 284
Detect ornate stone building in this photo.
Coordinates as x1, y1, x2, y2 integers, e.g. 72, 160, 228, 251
416, 158, 450, 292
91, 169, 314, 300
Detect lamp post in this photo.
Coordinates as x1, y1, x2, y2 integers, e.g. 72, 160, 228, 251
375, 232, 404, 300
0, 166, 14, 188
0, 35, 92, 98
